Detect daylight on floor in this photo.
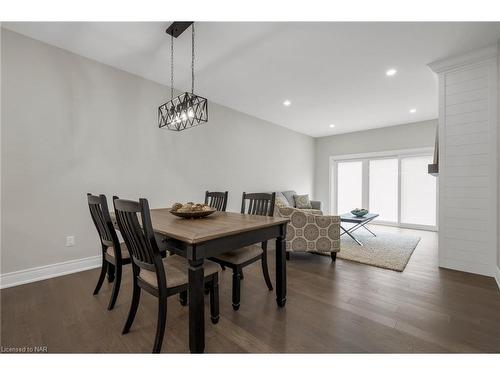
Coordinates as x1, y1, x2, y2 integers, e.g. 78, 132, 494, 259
1, 0, 499, 373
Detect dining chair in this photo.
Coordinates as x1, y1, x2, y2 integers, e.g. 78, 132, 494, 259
87, 193, 131, 310
209, 192, 275, 311
113, 197, 220, 353
204, 190, 228, 211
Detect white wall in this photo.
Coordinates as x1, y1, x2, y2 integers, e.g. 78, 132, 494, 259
0, 30, 314, 275
314, 120, 437, 214
498, 41, 500, 282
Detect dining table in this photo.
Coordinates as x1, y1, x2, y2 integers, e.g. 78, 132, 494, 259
111, 208, 289, 353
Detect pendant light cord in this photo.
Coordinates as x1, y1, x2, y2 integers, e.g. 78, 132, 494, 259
191, 22, 195, 94
170, 32, 174, 99
169, 23, 195, 99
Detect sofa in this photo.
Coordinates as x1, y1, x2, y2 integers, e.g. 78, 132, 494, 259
275, 190, 322, 215
275, 206, 340, 261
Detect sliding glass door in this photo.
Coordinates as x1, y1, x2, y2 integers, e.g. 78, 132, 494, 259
331, 149, 437, 230
337, 161, 363, 216
369, 158, 398, 222
401, 155, 437, 227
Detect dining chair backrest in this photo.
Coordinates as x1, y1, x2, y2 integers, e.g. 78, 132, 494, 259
205, 191, 228, 212
241, 192, 276, 217
87, 193, 120, 249
113, 197, 165, 280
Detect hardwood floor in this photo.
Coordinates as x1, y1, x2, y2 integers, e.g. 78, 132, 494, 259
1, 225, 500, 353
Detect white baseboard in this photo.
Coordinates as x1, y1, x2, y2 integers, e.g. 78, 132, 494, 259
0, 255, 101, 289
495, 266, 500, 291
439, 258, 495, 278
440, 259, 500, 291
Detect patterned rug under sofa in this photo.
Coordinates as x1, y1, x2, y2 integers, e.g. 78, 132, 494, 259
334, 231, 421, 272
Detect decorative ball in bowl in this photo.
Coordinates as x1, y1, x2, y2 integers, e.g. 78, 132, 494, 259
170, 202, 216, 219
351, 208, 368, 217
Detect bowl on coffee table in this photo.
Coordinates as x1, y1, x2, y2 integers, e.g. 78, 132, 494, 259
350, 208, 368, 218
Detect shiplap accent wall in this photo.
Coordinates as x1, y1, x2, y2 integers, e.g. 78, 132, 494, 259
429, 45, 498, 277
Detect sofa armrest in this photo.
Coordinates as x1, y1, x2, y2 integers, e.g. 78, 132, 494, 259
276, 207, 340, 253
310, 200, 321, 210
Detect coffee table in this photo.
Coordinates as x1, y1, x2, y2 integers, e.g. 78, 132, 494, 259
340, 213, 379, 246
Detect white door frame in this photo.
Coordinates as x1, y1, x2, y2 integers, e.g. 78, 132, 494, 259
329, 147, 438, 232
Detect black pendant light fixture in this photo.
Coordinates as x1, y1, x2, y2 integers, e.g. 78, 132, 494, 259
158, 22, 208, 131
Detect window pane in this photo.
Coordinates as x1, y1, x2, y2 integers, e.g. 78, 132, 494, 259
401, 155, 437, 226
337, 161, 363, 215
369, 159, 398, 222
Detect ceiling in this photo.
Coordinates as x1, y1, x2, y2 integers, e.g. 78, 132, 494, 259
4, 22, 500, 137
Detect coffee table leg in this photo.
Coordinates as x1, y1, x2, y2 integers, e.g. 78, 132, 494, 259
340, 225, 363, 246
188, 257, 205, 353
362, 224, 377, 237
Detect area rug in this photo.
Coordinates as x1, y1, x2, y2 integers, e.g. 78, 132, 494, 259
334, 231, 421, 272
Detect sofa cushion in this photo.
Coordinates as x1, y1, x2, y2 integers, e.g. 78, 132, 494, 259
294, 194, 312, 209
281, 190, 297, 207
275, 192, 291, 208
310, 200, 322, 210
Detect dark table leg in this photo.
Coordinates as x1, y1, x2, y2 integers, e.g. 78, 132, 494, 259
275, 230, 287, 307
188, 258, 205, 353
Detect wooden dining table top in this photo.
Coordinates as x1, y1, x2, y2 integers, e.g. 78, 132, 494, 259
111, 208, 289, 245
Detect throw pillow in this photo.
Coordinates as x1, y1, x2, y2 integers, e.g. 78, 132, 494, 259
294, 194, 312, 209
275, 192, 291, 208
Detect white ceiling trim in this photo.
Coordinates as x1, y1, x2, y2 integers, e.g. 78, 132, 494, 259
428, 44, 498, 73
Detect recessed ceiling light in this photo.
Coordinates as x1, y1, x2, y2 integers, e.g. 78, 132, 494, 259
283, 100, 291, 107
329, 124, 335, 128
386, 69, 397, 77
409, 108, 417, 114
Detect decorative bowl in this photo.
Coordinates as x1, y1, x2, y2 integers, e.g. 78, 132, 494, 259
170, 209, 216, 219
170, 202, 217, 219
351, 208, 368, 217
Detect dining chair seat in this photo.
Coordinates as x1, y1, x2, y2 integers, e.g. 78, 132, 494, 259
213, 244, 263, 265
208, 192, 275, 311
139, 255, 221, 289
106, 243, 131, 259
